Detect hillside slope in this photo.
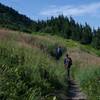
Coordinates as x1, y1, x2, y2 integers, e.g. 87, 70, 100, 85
0, 29, 100, 66
0, 3, 100, 50
0, 3, 36, 32
0, 29, 100, 100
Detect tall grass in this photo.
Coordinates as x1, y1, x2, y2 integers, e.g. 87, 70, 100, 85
80, 44, 100, 57
0, 35, 67, 100
0, 31, 100, 100
72, 64, 100, 100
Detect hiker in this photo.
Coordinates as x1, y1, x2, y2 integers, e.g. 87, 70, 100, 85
56, 46, 62, 60
64, 54, 72, 78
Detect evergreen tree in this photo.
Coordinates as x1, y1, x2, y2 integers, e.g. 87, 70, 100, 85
81, 23, 92, 44
92, 28, 100, 49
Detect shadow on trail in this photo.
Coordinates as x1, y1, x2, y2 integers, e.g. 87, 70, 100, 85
66, 76, 87, 100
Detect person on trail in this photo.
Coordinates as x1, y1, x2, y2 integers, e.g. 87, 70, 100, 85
56, 46, 62, 60
64, 54, 72, 78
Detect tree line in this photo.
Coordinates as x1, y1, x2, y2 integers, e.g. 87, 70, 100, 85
0, 3, 37, 33
0, 3, 100, 49
35, 15, 100, 49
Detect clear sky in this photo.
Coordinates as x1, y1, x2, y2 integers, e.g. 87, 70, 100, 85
0, 0, 100, 28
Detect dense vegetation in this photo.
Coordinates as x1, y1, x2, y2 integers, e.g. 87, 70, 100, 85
72, 65, 100, 100
0, 3, 100, 49
0, 2, 100, 99
0, 3, 37, 33
0, 30, 100, 99
36, 16, 100, 50
0, 33, 68, 100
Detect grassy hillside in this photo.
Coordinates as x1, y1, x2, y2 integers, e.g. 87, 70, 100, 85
0, 3, 100, 51
0, 29, 100, 100
0, 3, 36, 32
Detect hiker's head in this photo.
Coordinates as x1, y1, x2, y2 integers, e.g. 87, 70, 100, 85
58, 46, 61, 48
66, 54, 69, 57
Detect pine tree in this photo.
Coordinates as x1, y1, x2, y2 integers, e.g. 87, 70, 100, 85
81, 23, 92, 44
92, 28, 100, 49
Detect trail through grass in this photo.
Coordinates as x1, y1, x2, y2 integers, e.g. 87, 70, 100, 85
0, 30, 100, 100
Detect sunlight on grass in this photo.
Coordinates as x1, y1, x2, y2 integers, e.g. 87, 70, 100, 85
0, 31, 100, 100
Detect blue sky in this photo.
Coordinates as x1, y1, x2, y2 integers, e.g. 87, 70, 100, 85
0, 0, 100, 28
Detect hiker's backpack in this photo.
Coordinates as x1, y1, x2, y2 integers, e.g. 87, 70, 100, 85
68, 57, 72, 65
64, 58, 67, 64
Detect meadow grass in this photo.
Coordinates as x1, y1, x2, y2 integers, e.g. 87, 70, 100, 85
72, 64, 100, 100
0, 34, 67, 100
0, 31, 100, 100
80, 44, 100, 57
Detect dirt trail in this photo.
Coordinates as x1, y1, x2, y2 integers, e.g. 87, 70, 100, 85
66, 78, 87, 100
54, 78, 87, 100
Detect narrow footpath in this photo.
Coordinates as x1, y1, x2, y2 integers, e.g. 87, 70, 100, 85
54, 77, 87, 100
65, 78, 87, 100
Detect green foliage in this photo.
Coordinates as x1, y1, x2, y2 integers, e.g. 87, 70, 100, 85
0, 3, 37, 33
92, 28, 100, 49
0, 35, 67, 100
0, 4, 100, 49
0, 3, 100, 50
0, 30, 100, 99
0, 3, 100, 98
72, 65, 100, 100
81, 23, 92, 44
80, 44, 100, 56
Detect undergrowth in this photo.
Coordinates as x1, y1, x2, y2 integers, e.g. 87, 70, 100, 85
72, 64, 100, 100
0, 38, 67, 100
